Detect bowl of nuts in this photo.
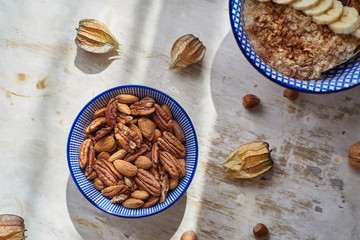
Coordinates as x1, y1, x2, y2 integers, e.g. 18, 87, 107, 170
67, 85, 198, 218
230, 0, 360, 93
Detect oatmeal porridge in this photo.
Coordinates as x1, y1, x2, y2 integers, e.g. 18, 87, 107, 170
243, 0, 360, 80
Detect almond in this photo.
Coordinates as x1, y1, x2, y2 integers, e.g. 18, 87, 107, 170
129, 123, 143, 143
138, 118, 155, 141
152, 129, 162, 143
131, 190, 150, 200
94, 135, 116, 152
97, 151, 111, 160
169, 178, 179, 190
134, 156, 152, 169
118, 103, 132, 115
101, 185, 127, 198
172, 120, 185, 142
113, 160, 138, 177
161, 105, 173, 119
115, 94, 139, 104
108, 149, 127, 162
122, 198, 144, 209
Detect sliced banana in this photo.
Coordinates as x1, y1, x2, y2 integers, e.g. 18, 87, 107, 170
329, 7, 360, 34
303, 0, 332, 16
273, 0, 295, 5
351, 17, 360, 37
312, 0, 343, 25
292, 0, 319, 10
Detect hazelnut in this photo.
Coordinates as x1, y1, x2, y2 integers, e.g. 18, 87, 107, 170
180, 230, 198, 240
253, 223, 269, 239
349, 141, 360, 170
243, 94, 260, 109
283, 88, 299, 101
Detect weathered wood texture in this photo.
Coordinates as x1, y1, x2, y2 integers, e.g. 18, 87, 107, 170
0, 0, 359, 239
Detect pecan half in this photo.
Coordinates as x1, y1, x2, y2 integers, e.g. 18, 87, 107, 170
94, 127, 112, 141
94, 177, 106, 191
158, 131, 186, 158
111, 194, 129, 204
85, 117, 107, 134
84, 142, 95, 176
153, 104, 173, 132
151, 142, 159, 167
116, 113, 133, 124
142, 197, 160, 208
84, 133, 95, 142
130, 97, 156, 116
124, 176, 138, 191
105, 98, 118, 127
97, 158, 123, 180
79, 139, 95, 170
135, 169, 161, 196
86, 171, 98, 180
150, 167, 160, 181
124, 143, 150, 162
95, 159, 122, 186
93, 107, 107, 119
160, 173, 169, 204
159, 151, 183, 179
114, 122, 141, 153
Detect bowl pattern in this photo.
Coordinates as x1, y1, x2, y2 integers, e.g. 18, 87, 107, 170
230, 0, 360, 93
67, 85, 198, 218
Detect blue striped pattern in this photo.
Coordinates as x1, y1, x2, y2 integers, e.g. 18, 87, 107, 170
229, 0, 360, 93
67, 85, 198, 218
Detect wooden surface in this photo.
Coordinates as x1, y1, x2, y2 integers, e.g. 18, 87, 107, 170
1, 1, 360, 239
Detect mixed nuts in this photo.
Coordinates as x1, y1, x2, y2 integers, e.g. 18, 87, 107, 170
78, 94, 187, 209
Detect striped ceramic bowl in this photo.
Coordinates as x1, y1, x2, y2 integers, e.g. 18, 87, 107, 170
67, 85, 198, 218
230, 0, 360, 93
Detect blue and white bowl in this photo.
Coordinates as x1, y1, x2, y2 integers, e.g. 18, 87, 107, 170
229, 0, 360, 93
67, 85, 198, 218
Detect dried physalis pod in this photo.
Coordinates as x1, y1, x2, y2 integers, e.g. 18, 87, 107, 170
169, 34, 206, 70
75, 19, 119, 54
222, 141, 273, 179
0, 214, 25, 240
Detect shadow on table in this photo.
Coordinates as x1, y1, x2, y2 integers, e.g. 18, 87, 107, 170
74, 46, 119, 74
66, 175, 186, 240
197, 31, 360, 239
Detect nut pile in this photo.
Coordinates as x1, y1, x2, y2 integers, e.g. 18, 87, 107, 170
78, 94, 186, 209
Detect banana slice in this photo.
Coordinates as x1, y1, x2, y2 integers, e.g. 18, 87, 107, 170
303, 0, 332, 16
328, 7, 360, 34
351, 17, 360, 37
292, 0, 319, 10
312, 0, 343, 25
273, 0, 295, 5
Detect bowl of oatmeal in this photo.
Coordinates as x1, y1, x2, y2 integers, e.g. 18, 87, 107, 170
230, 0, 360, 93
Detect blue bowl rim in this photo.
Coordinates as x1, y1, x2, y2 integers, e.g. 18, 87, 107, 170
228, 0, 360, 94
67, 85, 199, 218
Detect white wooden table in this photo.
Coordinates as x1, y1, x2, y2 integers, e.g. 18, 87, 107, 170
1, 1, 359, 239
